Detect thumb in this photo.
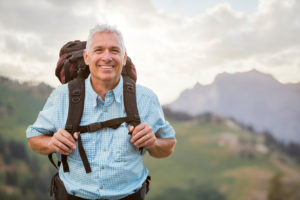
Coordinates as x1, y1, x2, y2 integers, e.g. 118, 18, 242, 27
73, 132, 79, 140
128, 126, 134, 133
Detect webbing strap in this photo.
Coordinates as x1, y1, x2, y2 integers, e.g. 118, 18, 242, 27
48, 153, 60, 170
61, 78, 85, 173
123, 76, 141, 127
123, 76, 143, 154
78, 117, 131, 133
77, 134, 91, 173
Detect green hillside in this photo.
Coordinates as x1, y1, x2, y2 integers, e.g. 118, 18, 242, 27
0, 77, 54, 199
144, 119, 300, 200
0, 76, 52, 140
1, 76, 300, 200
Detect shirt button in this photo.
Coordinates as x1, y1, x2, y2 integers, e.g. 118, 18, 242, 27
104, 108, 108, 112
104, 128, 107, 132
97, 97, 101, 101
101, 166, 104, 170
103, 148, 107, 152
100, 186, 103, 190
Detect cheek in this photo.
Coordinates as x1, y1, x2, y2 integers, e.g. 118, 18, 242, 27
88, 55, 100, 65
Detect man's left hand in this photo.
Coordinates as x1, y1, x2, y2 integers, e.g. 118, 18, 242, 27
129, 122, 156, 149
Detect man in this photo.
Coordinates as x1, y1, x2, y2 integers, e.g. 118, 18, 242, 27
26, 24, 176, 200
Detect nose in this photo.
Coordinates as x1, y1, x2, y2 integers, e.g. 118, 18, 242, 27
101, 50, 113, 62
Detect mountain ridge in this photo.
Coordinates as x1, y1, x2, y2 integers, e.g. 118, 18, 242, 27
166, 69, 300, 143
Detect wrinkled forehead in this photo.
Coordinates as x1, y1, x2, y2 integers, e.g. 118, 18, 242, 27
90, 32, 124, 51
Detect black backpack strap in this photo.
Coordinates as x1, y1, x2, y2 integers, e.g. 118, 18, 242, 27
48, 153, 61, 170
123, 76, 141, 126
61, 77, 92, 173
78, 117, 131, 133
123, 76, 143, 154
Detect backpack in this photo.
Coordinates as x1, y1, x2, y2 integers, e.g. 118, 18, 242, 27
49, 40, 141, 174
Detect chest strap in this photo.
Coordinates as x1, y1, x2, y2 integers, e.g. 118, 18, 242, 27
77, 117, 132, 133
64, 117, 135, 174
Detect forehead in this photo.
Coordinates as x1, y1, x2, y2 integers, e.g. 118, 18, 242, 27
90, 32, 122, 48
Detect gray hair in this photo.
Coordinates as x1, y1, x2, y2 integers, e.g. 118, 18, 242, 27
86, 24, 126, 54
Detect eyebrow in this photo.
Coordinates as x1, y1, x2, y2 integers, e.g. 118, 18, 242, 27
93, 45, 121, 50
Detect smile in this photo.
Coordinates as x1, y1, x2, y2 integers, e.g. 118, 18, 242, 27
98, 65, 113, 69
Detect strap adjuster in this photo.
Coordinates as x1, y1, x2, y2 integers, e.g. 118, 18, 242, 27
65, 125, 74, 133
125, 82, 135, 93
65, 125, 80, 134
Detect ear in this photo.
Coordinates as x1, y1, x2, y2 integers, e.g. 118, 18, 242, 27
123, 51, 127, 66
83, 50, 89, 65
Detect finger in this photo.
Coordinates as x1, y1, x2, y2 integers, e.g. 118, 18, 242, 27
134, 133, 150, 147
131, 123, 146, 136
49, 140, 71, 155
130, 127, 149, 143
53, 145, 71, 155
128, 126, 134, 133
73, 132, 79, 140
55, 131, 76, 150
60, 129, 76, 143
135, 134, 157, 148
52, 139, 73, 154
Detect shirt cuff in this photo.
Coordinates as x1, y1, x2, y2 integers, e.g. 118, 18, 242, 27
26, 126, 53, 138
155, 121, 176, 139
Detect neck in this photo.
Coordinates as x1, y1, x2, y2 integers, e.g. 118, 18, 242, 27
90, 76, 120, 101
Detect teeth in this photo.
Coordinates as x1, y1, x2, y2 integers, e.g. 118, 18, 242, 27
100, 66, 113, 69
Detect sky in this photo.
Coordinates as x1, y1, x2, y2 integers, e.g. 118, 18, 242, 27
0, 0, 299, 104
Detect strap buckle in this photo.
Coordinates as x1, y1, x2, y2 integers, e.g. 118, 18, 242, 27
125, 82, 135, 93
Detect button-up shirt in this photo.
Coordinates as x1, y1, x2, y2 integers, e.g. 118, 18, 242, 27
26, 75, 175, 200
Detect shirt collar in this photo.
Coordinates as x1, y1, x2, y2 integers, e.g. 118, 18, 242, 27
86, 75, 123, 107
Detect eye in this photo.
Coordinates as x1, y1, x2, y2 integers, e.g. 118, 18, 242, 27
111, 48, 121, 54
94, 48, 104, 53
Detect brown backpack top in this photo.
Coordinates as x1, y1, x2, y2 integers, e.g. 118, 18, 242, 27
55, 40, 137, 84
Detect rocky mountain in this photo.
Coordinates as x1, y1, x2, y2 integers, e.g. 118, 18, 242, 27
166, 69, 300, 143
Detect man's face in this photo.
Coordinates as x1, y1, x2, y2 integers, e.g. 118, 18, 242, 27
83, 32, 127, 86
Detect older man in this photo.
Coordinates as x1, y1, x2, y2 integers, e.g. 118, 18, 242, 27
26, 24, 176, 200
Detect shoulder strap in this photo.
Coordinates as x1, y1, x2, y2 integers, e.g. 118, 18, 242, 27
123, 76, 141, 126
61, 77, 92, 173
123, 76, 144, 154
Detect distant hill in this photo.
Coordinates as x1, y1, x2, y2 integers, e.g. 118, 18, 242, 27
0, 76, 53, 140
0, 76, 54, 200
166, 69, 300, 143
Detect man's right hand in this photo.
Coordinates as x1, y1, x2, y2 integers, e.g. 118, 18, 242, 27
48, 129, 77, 155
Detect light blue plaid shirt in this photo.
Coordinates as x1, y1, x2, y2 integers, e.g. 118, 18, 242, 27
26, 75, 175, 200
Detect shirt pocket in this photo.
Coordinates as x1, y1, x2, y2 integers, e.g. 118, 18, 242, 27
69, 133, 97, 162
112, 123, 140, 162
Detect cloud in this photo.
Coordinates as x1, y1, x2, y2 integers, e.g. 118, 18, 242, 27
0, 0, 299, 103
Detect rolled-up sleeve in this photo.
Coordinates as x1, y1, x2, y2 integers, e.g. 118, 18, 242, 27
141, 90, 175, 139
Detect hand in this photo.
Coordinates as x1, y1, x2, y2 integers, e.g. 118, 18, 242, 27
129, 122, 157, 149
48, 129, 77, 155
